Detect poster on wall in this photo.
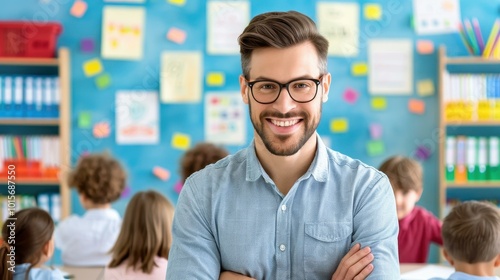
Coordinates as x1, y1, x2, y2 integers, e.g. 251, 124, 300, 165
160, 51, 202, 103
413, 0, 460, 34
207, 1, 250, 54
115, 91, 159, 144
368, 39, 413, 95
101, 6, 145, 60
205, 92, 246, 145
317, 2, 359, 57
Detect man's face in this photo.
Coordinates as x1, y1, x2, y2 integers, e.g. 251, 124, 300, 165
239, 41, 330, 156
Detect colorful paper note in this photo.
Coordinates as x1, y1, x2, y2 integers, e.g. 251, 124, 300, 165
168, 0, 186, 6
409, 99, 426, 114
371, 97, 387, 110
206, 72, 225, 86
205, 92, 246, 145
330, 118, 348, 133
93, 121, 110, 138
172, 133, 191, 150
78, 112, 92, 129
415, 145, 432, 161
417, 79, 435, 96
364, 4, 382, 20
367, 140, 385, 156
413, 0, 461, 34
95, 73, 111, 90
116, 91, 159, 144
83, 58, 103, 77
101, 6, 145, 60
153, 166, 170, 181
416, 40, 434, 54
343, 88, 359, 104
351, 62, 368, 76
369, 123, 382, 139
167, 27, 187, 44
70, 0, 87, 18
80, 38, 94, 53
207, 1, 250, 54
161, 51, 202, 103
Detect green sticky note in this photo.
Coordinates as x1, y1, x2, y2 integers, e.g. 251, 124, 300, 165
78, 112, 92, 129
367, 140, 385, 157
95, 73, 111, 89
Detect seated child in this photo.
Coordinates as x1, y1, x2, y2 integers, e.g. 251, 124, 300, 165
54, 152, 127, 266
431, 201, 500, 280
104, 190, 175, 279
379, 155, 443, 263
0, 208, 65, 280
176, 142, 229, 193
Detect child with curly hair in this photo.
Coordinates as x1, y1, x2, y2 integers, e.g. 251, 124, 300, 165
54, 152, 127, 266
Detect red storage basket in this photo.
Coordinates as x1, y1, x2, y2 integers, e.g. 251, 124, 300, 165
0, 21, 62, 58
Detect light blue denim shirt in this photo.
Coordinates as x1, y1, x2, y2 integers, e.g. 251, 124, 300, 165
13, 263, 65, 280
167, 136, 399, 280
430, 272, 500, 280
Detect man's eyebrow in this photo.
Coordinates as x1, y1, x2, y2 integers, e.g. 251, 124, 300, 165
251, 75, 316, 82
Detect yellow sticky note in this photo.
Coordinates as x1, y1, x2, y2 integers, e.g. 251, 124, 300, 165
206, 72, 225, 86
171, 133, 191, 150
351, 63, 368, 76
330, 118, 348, 133
83, 58, 103, 77
167, 27, 187, 44
70, 0, 87, 18
367, 140, 385, 157
168, 0, 186, 6
408, 99, 425, 114
364, 4, 382, 20
417, 79, 435, 96
371, 97, 387, 110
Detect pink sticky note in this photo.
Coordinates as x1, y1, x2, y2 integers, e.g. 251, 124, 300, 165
343, 88, 359, 104
167, 27, 187, 44
174, 180, 183, 194
93, 122, 110, 139
408, 99, 425, 114
153, 166, 170, 181
70, 0, 87, 18
416, 40, 434, 55
369, 123, 382, 140
120, 186, 131, 199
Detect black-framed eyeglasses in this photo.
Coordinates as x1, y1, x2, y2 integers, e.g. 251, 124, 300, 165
245, 76, 323, 104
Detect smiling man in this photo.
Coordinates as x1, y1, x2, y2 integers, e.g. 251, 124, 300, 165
166, 11, 399, 280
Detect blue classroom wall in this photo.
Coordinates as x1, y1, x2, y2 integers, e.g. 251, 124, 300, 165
2, 0, 499, 264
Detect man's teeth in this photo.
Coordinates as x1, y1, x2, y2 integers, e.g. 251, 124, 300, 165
271, 119, 299, 127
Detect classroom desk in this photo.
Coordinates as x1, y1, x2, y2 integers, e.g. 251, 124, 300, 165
400, 264, 500, 277
60, 266, 104, 280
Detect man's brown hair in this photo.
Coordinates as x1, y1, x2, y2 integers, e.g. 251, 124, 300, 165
238, 11, 329, 79
108, 190, 174, 274
69, 153, 126, 204
443, 201, 500, 263
378, 156, 423, 193
180, 142, 229, 182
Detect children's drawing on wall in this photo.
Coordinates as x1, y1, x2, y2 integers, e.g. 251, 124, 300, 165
413, 0, 461, 34
204, 92, 246, 145
207, 1, 250, 54
160, 51, 202, 103
115, 91, 159, 144
101, 6, 145, 60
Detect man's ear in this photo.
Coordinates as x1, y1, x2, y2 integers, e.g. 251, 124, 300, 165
239, 75, 249, 105
321, 73, 331, 103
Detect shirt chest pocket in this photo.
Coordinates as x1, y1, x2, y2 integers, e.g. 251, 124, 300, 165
304, 222, 352, 280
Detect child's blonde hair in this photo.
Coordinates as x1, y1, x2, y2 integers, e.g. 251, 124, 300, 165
378, 156, 423, 193
108, 190, 174, 274
0, 208, 55, 280
443, 200, 500, 263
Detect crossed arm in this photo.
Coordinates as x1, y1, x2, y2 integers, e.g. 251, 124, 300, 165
219, 243, 374, 280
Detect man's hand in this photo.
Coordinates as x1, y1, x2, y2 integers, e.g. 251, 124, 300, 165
219, 271, 256, 280
331, 243, 374, 280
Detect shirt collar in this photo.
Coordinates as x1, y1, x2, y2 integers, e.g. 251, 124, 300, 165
245, 133, 328, 183
83, 208, 120, 219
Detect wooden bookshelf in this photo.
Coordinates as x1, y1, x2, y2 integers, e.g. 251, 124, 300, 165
444, 56, 500, 65
0, 57, 59, 66
0, 177, 60, 185
445, 182, 500, 188
0, 118, 60, 126
444, 120, 500, 126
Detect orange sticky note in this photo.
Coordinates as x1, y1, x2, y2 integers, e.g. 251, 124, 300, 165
417, 79, 434, 96
351, 62, 368, 76
168, 0, 186, 6
172, 133, 190, 150
364, 4, 382, 20
409, 99, 425, 114
167, 27, 187, 44
83, 58, 103, 77
371, 97, 387, 110
416, 40, 434, 54
93, 122, 110, 138
153, 166, 170, 181
70, 0, 87, 18
330, 118, 348, 133
206, 72, 225, 86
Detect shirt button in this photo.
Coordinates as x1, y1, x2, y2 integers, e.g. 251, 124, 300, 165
279, 244, 286, 251
281, 205, 287, 211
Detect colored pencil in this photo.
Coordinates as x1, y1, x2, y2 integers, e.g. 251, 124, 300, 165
458, 22, 474, 55
464, 19, 480, 55
472, 18, 485, 54
482, 19, 500, 57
